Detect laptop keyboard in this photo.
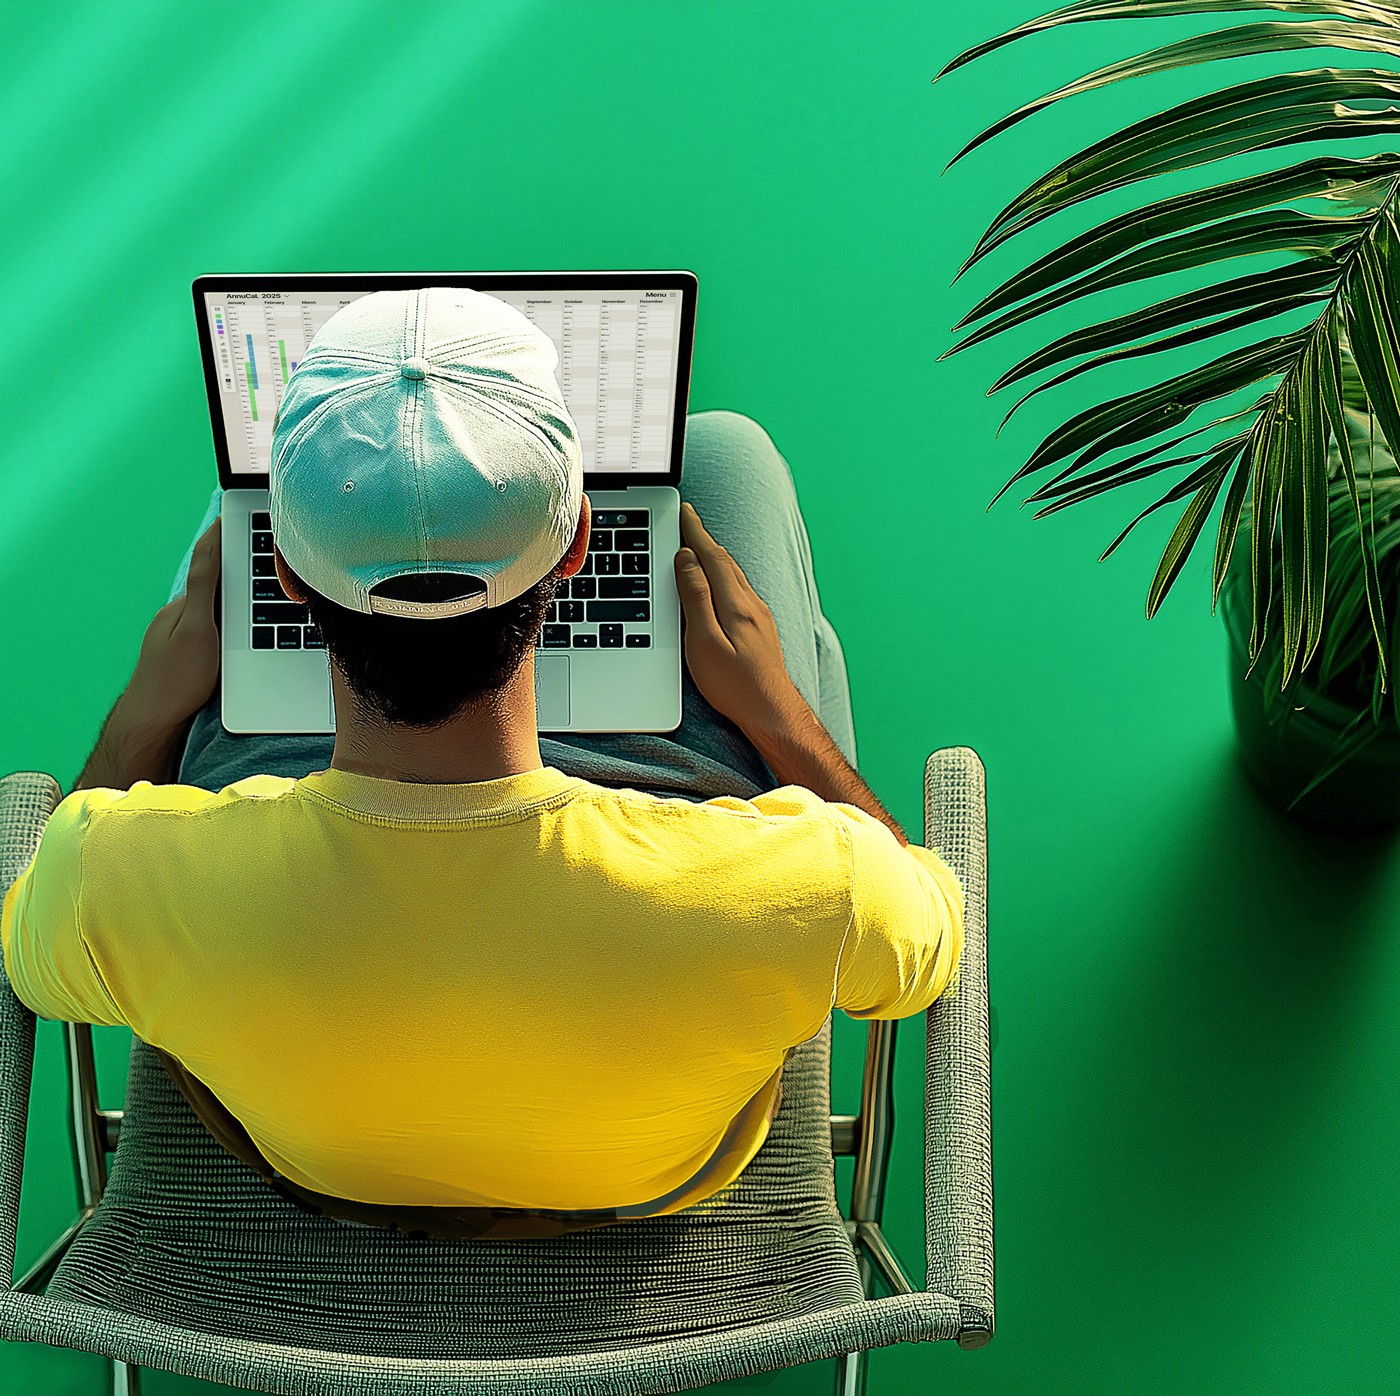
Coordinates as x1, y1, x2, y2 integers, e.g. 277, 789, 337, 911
248, 512, 321, 650
540, 509, 652, 650
246, 509, 652, 651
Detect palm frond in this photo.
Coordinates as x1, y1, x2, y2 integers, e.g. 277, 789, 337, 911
933, 0, 1400, 85
946, 209, 1365, 354
946, 20, 1400, 170
1101, 433, 1249, 560
1317, 328, 1390, 684
942, 0, 1400, 684
1029, 402, 1262, 507
953, 152, 1400, 292
972, 69, 1400, 261
987, 259, 1336, 398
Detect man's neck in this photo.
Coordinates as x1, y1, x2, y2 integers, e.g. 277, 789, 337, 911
325, 656, 544, 785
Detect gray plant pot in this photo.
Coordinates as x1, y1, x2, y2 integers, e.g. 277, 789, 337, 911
1219, 562, 1400, 829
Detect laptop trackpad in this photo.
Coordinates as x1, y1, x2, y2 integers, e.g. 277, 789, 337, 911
535, 654, 571, 729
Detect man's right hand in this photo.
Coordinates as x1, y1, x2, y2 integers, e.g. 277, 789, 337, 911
673, 498, 912, 845
673, 500, 804, 735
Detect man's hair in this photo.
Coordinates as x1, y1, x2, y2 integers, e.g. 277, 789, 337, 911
283, 557, 564, 729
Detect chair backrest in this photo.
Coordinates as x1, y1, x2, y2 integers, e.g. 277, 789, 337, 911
45, 1016, 866, 1359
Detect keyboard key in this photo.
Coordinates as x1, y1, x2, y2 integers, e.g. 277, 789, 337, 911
253, 578, 289, 601
598, 576, 649, 598
594, 553, 620, 575
559, 600, 584, 622
252, 511, 271, 530
593, 510, 648, 529
622, 552, 649, 574
252, 530, 274, 553
253, 601, 309, 625
304, 625, 325, 649
542, 624, 571, 648
572, 633, 598, 648
546, 601, 558, 622
570, 576, 597, 600
625, 633, 652, 648
276, 626, 302, 650
599, 624, 623, 648
587, 600, 650, 623
251, 626, 275, 650
576, 554, 593, 575
252, 555, 277, 577
614, 529, 649, 551
591, 530, 613, 552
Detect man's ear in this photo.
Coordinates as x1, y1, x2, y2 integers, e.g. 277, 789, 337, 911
273, 546, 309, 604
557, 493, 592, 580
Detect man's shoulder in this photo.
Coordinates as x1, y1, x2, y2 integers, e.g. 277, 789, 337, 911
572, 780, 850, 871
67, 775, 300, 827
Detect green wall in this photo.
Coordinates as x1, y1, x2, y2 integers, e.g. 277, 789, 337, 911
3, 2, 1398, 1391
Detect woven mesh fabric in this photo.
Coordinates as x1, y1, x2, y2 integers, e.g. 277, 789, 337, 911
45, 1019, 864, 1360
0, 772, 61, 1281
923, 745, 994, 1339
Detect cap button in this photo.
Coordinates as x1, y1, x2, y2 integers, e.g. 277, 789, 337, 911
400, 356, 429, 381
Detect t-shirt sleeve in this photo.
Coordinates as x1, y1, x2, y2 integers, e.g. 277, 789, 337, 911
828, 800, 966, 1021
699, 784, 966, 1021
1, 788, 127, 1026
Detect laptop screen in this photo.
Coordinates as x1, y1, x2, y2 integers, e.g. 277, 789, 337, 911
193, 274, 695, 489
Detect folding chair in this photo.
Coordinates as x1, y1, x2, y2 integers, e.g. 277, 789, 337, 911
0, 744, 991, 1395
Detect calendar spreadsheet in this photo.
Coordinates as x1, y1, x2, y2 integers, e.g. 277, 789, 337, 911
203, 288, 682, 478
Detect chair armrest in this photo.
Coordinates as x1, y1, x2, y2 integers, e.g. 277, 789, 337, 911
0, 772, 62, 1284
922, 745, 993, 1348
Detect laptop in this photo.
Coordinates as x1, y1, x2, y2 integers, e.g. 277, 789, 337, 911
191, 271, 697, 737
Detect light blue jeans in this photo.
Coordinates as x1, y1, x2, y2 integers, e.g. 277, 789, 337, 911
167, 409, 858, 798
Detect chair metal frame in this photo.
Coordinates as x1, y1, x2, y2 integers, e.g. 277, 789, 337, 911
4, 746, 993, 1395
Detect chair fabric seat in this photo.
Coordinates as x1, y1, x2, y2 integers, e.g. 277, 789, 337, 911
46, 1017, 865, 1362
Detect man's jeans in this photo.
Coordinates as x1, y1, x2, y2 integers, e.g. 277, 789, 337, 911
158, 408, 859, 1239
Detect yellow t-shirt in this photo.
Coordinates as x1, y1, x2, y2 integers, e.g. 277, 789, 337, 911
1, 765, 964, 1215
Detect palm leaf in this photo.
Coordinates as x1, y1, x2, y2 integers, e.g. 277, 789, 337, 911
947, 210, 1363, 357
1024, 397, 1265, 506
973, 70, 1400, 260
1100, 434, 1249, 560
1343, 220, 1400, 467
1277, 373, 1308, 675
987, 259, 1337, 398
1211, 441, 1257, 602
1318, 325, 1391, 682
933, 0, 1400, 85
948, 20, 1400, 170
1297, 335, 1331, 672
1247, 409, 1286, 666
954, 152, 1400, 295
1011, 330, 1309, 490
1145, 456, 1238, 613
1031, 449, 1211, 518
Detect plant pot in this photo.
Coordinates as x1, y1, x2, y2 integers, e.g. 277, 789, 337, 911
1219, 563, 1400, 829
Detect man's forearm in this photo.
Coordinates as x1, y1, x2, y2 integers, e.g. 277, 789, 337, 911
72, 694, 192, 794
745, 693, 910, 846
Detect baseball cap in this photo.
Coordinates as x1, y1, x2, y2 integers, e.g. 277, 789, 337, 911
269, 286, 584, 619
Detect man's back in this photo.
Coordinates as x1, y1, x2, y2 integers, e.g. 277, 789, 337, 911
1, 763, 963, 1217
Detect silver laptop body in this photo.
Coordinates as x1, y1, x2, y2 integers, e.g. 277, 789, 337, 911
193, 271, 697, 737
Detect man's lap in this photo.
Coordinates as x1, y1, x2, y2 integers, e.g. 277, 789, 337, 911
173, 409, 854, 798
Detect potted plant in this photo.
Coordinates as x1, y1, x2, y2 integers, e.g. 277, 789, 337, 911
1222, 353, 1400, 825
937, 0, 1400, 825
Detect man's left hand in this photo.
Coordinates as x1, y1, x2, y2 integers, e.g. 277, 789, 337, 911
124, 517, 222, 730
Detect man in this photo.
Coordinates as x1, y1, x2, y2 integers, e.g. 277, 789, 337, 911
2, 287, 964, 1242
